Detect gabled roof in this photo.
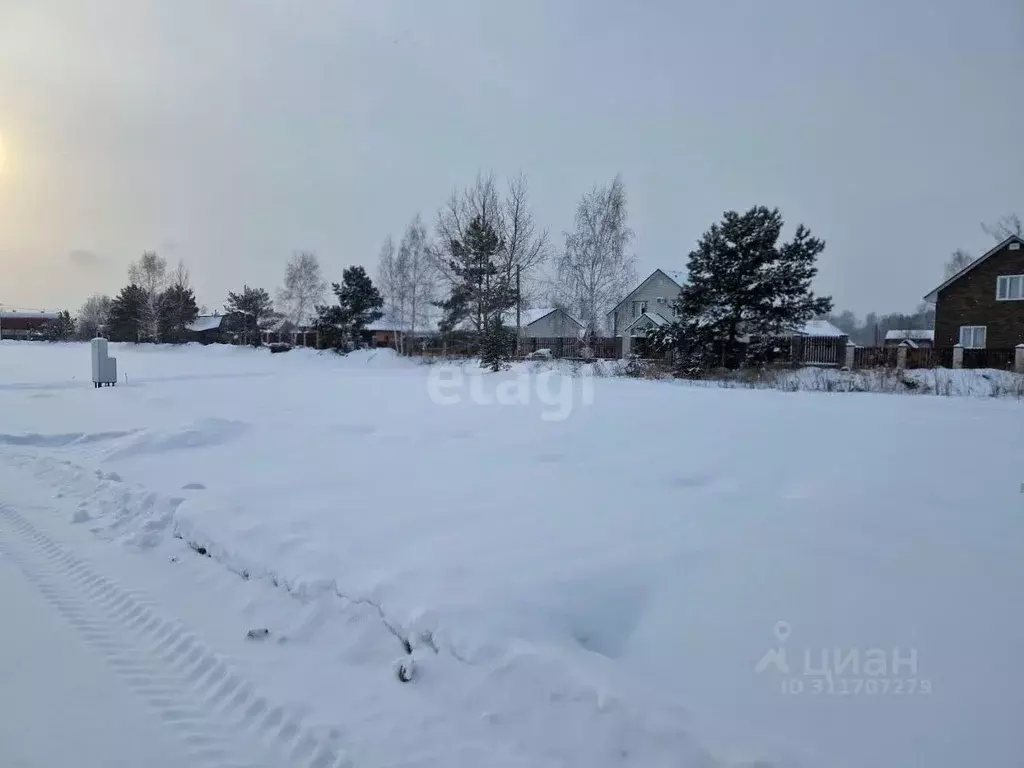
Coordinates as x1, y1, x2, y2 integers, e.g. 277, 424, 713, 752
923, 235, 1024, 302
885, 329, 934, 342
623, 311, 672, 332
187, 315, 225, 332
520, 307, 584, 328
607, 269, 687, 318
795, 319, 847, 338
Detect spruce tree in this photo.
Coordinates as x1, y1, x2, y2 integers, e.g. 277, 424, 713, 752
653, 206, 832, 371
315, 266, 384, 351
157, 285, 199, 343
334, 266, 384, 340
224, 286, 277, 346
480, 314, 512, 371
108, 284, 149, 342
45, 311, 76, 341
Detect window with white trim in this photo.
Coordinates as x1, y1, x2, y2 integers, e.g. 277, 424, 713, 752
959, 325, 986, 349
996, 275, 1024, 300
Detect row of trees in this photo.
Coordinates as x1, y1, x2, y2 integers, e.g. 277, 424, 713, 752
369, 172, 637, 368
61, 251, 381, 349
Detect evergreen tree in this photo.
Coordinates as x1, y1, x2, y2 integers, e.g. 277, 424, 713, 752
45, 310, 76, 341
480, 314, 512, 371
315, 266, 384, 350
435, 215, 512, 337
157, 284, 199, 343
224, 286, 277, 346
108, 284, 149, 342
650, 206, 832, 371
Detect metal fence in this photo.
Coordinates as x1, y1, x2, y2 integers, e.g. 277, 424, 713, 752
518, 336, 622, 359
962, 348, 1016, 370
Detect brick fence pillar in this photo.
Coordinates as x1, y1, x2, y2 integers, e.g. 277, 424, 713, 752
621, 334, 632, 359
897, 340, 910, 370
1015, 344, 1024, 374
952, 344, 964, 369
844, 341, 856, 370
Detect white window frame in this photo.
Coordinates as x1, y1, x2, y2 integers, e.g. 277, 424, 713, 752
996, 275, 1024, 301
959, 325, 986, 349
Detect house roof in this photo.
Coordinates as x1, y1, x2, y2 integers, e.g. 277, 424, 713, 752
923, 235, 1024, 302
451, 308, 583, 333
607, 269, 687, 318
885, 329, 935, 342
0, 311, 58, 320
187, 315, 225, 332
795, 319, 847, 338
521, 307, 584, 328
623, 311, 673, 332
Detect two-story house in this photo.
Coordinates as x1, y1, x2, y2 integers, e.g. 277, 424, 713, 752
923, 235, 1024, 349
606, 269, 686, 337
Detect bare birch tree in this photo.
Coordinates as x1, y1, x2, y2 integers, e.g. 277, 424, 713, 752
553, 174, 637, 336
944, 248, 974, 278
376, 236, 406, 352
76, 294, 112, 339
398, 214, 439, 339
171, 260, 191, 290
982, 214, 1022, 241
432, 172, 549, 328
277, 251, 328, 329
127, 251, 168, 341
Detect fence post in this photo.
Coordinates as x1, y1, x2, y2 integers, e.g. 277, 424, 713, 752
621, 334, 631, 359
952, 343, 964, 369
844, 341, 856, 370
897, 340, 910, 370
1016, 344, 1024, 374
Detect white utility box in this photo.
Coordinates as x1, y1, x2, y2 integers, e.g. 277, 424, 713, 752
91, 337, 118, 387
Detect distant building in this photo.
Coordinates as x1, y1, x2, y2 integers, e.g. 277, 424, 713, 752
883, 330, 934, 348
0, 310, 58, 339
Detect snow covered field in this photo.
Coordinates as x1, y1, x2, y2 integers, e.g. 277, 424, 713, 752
1, 341, 1023, 767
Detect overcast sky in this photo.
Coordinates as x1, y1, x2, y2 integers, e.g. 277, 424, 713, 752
1, 0, 1021, 317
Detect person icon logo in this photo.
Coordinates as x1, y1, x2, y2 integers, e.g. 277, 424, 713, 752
755, 621, 792, 674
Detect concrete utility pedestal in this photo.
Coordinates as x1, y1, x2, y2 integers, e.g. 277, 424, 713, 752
91, 338, 118, 388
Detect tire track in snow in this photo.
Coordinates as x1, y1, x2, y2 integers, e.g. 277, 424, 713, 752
0, 504, 351, 768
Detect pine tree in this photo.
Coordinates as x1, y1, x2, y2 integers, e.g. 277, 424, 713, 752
480, 314, 512, 371
652, 206, 832, 371
108, 284, 149, 342
224, 286, 277, 346
435, 215, 513, 341
45, 310, 76, 341
157, 284, 199, 343
315, 266, 384, 351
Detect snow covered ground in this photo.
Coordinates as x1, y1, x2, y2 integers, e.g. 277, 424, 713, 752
1, 341, 1023, 767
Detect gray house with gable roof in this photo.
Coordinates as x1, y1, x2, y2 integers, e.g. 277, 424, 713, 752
607, 269, 687, 337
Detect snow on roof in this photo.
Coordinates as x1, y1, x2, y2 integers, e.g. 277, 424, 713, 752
661, 270, 687, 286
519, 308, 584, 328
187, 315, 225, 332
0, 311, 58, 320
885, 329, 935, 341
795, 319, 847, 338
623, 311, 672, 331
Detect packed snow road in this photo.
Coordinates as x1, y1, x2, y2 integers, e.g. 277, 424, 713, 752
0, 536, 190, 768
0, 500, 348, 768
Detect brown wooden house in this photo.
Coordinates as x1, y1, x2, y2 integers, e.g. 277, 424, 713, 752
924, 235, 1024, 349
